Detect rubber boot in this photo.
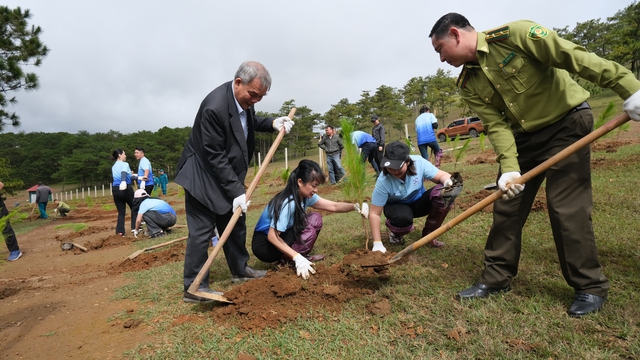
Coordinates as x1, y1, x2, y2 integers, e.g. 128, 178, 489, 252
421, 206, 451, 248
435, 149, 443, 168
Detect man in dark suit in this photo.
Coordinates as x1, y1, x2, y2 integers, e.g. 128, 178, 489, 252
175, 61, 294, 303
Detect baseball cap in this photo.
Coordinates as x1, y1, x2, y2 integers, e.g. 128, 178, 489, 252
134, 189, 149, 198
381, 141, 410, 169
371, 115, 379, 122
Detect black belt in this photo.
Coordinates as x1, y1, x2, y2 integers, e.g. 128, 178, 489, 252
566, 101, 590, 115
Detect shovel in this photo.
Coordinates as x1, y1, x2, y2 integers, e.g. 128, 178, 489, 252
127, 236, 188, 260
186, 108, 296, 303
379, 112, 631, 266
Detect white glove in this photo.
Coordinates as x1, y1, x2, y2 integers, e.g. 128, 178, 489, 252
443, 178, 453, 187
232, 194, 250, 213
132, 229, 138, 238
372, 241, 387, 253
54, 209, 58, 213
623, 89, 640, 121
354, 203, 369, 218
119, 181, 127, 190
498, 171, 525, 200
272, 116, 295, 134
293, 253, 316, 279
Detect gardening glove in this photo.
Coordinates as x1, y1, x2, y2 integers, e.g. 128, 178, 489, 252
132, 229, 138, 238
443, 178, 453, 188
54, 209, 58, 213
272, 116, 295, 134
293, 253, 316, 279
119, 181, 127, 190
623, 89, 640, 121
372, 241, 387, 253
354, 203, 369, 218
498, 172, 525, 200
232, 194, 250, 213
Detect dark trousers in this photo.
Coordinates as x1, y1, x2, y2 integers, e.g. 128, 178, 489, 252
252, 212, 323, 262
183, 190, 248, 291
418, 142, 440, 159
480, 109, 609, 296
383, 186, 442, 233
112, 186, 137, 235
144, 184, 154, 195
1, 199, 19, 252
143, 211, 176, 235
375, 145, 384, 170
360, 142, 380, 174
326, 153, 345, 184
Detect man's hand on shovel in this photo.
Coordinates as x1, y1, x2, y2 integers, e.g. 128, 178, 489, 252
498, 172, 525, 200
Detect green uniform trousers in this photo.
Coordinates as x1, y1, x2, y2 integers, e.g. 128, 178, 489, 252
479, 107, 610, 297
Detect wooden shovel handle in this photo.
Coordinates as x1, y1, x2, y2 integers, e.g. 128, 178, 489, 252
389, 112, 631, 264
187, 108, 296, 295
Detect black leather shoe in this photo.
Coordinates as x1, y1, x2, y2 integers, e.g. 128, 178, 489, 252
183, 287, 224, 303
232, 265, 267, 284
567, 293, 606, 317
456, 282, 510, 300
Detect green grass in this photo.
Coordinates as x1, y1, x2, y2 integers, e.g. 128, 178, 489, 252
53, 223, 89, 232
112, 134, 640, 359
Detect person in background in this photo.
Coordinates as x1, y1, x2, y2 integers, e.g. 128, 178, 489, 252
317, 126, 346, 184
371, 115, 386, 171
0, 181, 22, 261
111, 148, 137, 237
251, 160, 368, 279
350, 130, 380, 175
175, 61, 294, 303
429, 12, 640, 316
131, 189, 176, 239
134, 147, 154, 194
415, 105, 443, 168
368, 141, 459, 252
35, 182, 51, 219
158, 169, 169, 195
53, 199, 71, 217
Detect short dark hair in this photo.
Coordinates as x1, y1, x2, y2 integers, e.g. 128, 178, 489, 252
429, 12, 474, 39
420, 105, 430, 114
326, 126, 335, 131
135, 147, 145, 153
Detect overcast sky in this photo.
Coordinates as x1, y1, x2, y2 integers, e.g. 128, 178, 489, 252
3, 0, 633, 134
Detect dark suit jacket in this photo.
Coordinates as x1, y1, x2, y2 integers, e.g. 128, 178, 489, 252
175, 81, 274, 214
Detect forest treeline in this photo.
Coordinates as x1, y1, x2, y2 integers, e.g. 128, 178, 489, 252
1, 2, 638, 193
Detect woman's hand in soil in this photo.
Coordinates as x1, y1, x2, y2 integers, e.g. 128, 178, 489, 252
293, 254, 316, 279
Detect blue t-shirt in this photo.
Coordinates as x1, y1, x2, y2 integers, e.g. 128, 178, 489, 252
415, 113, 437, 145
138, 157, 154, 187
351, 131, 377, 147
112, 161, 133, 185
371, 155, 439, 206
138, 198, 176, 215
254, 194, 321, 234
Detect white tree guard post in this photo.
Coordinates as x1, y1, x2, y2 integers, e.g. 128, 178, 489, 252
102, 185, 105, 197
319, 148, 324, 172
285, 148, 288, 169
258, 152, 261, 167
405, 123, 409, 138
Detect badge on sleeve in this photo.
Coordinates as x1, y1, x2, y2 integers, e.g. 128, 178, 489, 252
527, 25, 549, 40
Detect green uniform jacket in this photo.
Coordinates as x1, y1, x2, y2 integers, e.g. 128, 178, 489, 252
56, 201, 71, 211
458, 20, 640, 173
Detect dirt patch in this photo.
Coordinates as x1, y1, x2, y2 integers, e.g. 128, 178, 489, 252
211, 257, 389, 331
456, 188, 547, 213
110, 241, 187, 274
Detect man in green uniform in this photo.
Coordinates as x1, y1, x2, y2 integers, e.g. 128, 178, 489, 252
429, 13, 640, 317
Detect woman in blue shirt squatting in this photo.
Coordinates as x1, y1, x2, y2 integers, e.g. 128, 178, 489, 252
131, 189, 177, 239
111, 149, 138, 237
368, 141, 461, 253
251, 160, 368, 279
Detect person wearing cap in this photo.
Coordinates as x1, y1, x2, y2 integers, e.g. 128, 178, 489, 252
132, 189, 177, 239
175, 61, 295, 303
350, 130, 380, 175
53, 199, 71, 217
134, 147, 155, 194
415, 106, 443, 168
158, 169, 169, 195
368, 141, 459, 252
371, 115, 385, 171
317, 126, 346, 184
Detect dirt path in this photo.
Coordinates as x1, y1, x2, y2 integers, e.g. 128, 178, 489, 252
0, 208, 154, 359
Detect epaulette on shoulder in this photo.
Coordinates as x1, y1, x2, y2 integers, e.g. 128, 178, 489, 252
485, 25, 510, 43
456, 66, 470, 89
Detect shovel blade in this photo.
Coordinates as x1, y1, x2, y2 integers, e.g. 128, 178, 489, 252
192, 290, 233, 304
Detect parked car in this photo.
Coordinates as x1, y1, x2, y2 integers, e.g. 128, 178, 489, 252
437, 116, 485, 142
